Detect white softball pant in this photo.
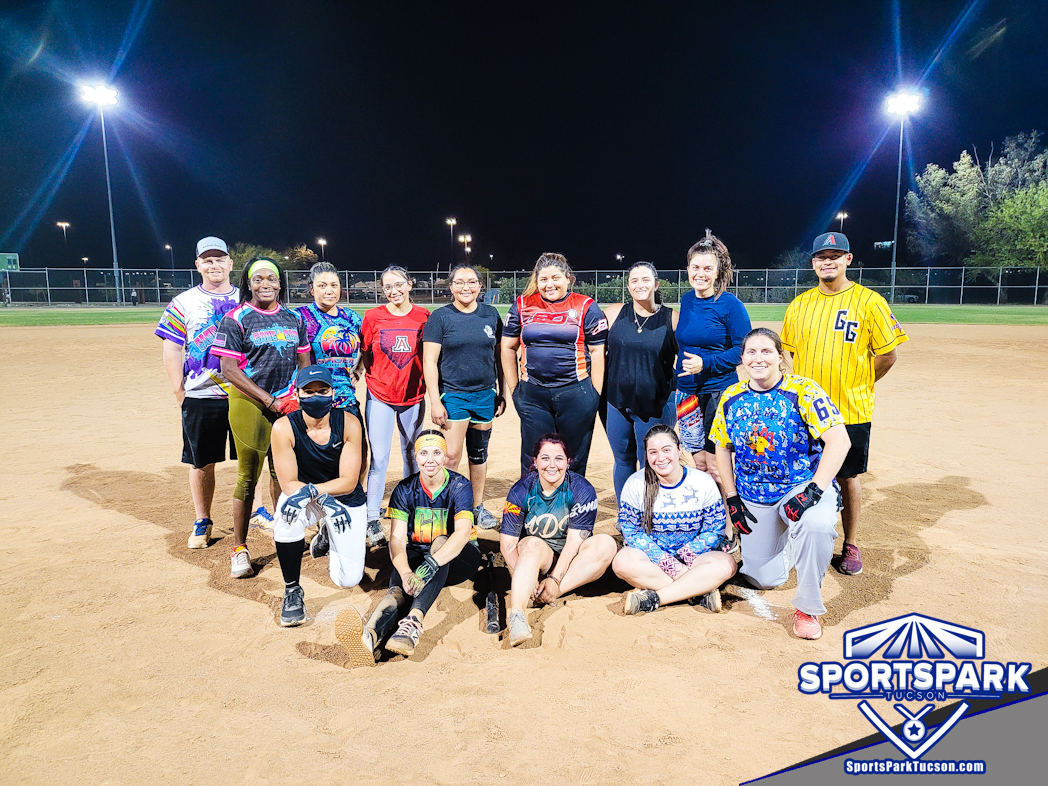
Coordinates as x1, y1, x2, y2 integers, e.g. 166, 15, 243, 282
738, 482, 839, 617
274, 493, 367, 589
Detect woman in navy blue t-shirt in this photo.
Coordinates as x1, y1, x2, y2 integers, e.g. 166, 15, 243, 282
674, 229, 751, 485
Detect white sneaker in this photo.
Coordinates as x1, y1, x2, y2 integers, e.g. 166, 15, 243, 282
508, 610, 532, 647
230, 547, 254, 579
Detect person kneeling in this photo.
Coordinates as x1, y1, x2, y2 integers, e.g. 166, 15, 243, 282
272, 366, 367, 627
336, 430, 481, 666
499, 434, 618, 647
613, 425, 737, 615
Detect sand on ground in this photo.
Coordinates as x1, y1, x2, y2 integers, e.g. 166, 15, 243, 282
1, 322, 1046, 785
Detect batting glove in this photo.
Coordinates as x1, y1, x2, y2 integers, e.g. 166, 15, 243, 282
321, 497, 350, 534
404, 553, 441, 596
783, 482, 823, 523
725, 495, 757, 536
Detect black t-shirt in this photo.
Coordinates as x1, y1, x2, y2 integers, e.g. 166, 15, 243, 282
422, 303, 503, 393
286, 408, 366, 507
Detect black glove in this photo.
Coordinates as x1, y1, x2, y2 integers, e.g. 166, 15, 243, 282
405, 553, 441, 596
783, 482, 823, 522
725, 495, 757, 536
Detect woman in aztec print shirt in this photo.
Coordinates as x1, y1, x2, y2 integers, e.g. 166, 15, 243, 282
211, 257, 311, 581
613, 424, 738, 616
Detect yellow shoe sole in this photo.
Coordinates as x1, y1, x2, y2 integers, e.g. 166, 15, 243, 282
335, 609, 376, 668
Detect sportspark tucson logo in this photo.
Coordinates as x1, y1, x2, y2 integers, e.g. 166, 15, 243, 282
798, 614, 1032, 775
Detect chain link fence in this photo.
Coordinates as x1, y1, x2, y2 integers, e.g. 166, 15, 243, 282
2, 266, 1046, 306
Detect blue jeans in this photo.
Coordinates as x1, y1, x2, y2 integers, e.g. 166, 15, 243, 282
603, 398, 677, 502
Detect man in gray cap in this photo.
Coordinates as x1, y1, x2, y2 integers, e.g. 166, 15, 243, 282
156, 236, 240, 549
780, 232, 909, 582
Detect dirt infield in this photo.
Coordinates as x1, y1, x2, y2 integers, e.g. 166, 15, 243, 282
1, 323, 1046, 785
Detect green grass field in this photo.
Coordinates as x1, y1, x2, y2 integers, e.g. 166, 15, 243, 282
1, 302, 1046, 327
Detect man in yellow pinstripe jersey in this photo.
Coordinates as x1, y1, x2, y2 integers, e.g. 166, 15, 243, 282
780, 232, 908, 577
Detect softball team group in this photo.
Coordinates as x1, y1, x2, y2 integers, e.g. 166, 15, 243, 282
157, 229, 908, 666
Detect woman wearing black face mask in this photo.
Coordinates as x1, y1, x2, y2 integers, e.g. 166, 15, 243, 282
269, 366, 368, 627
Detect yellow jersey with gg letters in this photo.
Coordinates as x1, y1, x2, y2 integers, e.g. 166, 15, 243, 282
781, 283, 908, 424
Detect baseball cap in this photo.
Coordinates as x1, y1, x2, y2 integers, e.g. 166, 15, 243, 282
295, 365, 333, 390
811, 232, 850, 257
196, 236, 229, 257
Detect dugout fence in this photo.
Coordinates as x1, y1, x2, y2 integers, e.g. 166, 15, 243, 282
2, 266, 1046, 307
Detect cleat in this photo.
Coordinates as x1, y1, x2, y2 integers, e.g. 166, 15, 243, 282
230, 546, 254, 579
187, 518, 212, 549
280, 585, 306, 627
508, 610, 532, 646
794, 610, 822, 640
838, 543, 864, 575
474, 504, 500, 530
249, 506, 275, 531
385, 616, 423, 657
625, 589, 661, 615
334, 609, 377, 668
691, 588, 723, 613
310, 521, 330, 559
367, 519, 387, 548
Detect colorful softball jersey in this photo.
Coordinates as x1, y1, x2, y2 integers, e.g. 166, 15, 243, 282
500, 470, 598, 553
504, 292, 608, 387
210, 303, 310, 398
619, 467, 727, 574
360, 304, 429, 406
781, 283, 908, 424
155, 285, 240, 399
296, 303, 363, 409
387, 469, 477, 547
709, 375, 845, 504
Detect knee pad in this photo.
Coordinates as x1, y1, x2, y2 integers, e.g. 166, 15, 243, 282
466, 428, 491, 465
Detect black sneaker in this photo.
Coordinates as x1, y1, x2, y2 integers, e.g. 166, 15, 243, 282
690, 588, 723, 613
310, 522, 330, 559
280, 585, 306, 627
624, 589, 661, 615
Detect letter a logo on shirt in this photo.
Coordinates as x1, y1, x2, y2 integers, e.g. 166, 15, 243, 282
392, 335, 411, 352
379, 328, 419, 369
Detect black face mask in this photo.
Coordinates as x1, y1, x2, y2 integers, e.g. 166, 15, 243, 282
299, 395, 333, 418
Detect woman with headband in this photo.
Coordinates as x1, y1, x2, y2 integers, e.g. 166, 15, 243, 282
675, 230, 751, 485
212, 257, 311, 580
501, 253, 609, 476
334, 429, 481, 664
359, 266, 429, 546
600, 261, 679, 503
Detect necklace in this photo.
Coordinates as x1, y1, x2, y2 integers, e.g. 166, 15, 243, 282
634, 304, 659, 333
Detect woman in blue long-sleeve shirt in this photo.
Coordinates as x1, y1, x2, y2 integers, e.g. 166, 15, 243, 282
674, 229, 751, 485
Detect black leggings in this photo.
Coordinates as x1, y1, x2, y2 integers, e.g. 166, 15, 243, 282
512, 378, 601, 476
390, 542, 482, 616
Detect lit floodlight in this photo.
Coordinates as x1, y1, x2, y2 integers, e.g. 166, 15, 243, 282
81, 84, 118, 106
886, 92, 920, 115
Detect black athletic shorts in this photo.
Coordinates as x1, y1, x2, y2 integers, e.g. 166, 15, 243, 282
838, 422, 871, 478
182, 397, 237, 469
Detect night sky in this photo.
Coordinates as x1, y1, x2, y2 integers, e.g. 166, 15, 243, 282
2, 0, 1047, 272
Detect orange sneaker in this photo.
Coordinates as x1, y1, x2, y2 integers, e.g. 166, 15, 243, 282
794, 610, 822, 640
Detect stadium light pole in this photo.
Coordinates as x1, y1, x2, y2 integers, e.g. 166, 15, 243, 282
457, 233, 471, 264
445, 217, 457, 271
81, 84, 121, 303
56, 221, 70, 243
835, 212, 848, 232
886, 90, 920, 304
317, 238, 327, 261
164, 244, 174, 268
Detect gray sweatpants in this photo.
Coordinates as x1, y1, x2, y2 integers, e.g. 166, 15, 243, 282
365, 391, 426, 521
738, 482, 839, 616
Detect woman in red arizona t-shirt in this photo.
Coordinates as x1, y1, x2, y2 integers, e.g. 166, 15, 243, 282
359, 266, 430, 539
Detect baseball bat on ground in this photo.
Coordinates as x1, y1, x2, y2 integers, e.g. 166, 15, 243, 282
483, 552, 500, 634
